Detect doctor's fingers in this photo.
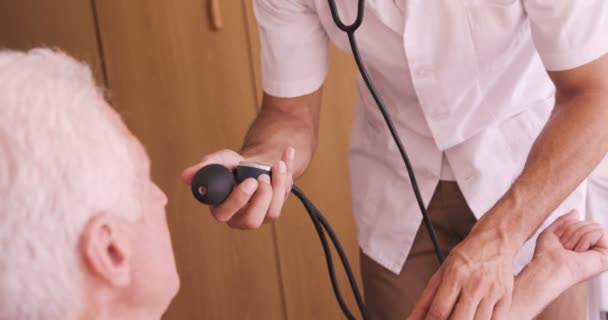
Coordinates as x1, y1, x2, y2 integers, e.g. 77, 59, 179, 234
210, 177, 259, 223
450, 277, 503, 320
449, 291, 479, 320
408, 269, 443, 320
472, 298, 493, 320
425, 273, 462, 320
284, 147, 295, 200
265, 161, 289, 223
182, 149, 244, 184
226, 175, 273, 229
490, 295, 510, 320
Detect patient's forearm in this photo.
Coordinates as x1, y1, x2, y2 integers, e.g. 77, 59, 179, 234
509, 258, 571, 319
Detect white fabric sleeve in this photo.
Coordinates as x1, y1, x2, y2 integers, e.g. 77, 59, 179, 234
523, 0, 608, 71
253, 0, 329, 97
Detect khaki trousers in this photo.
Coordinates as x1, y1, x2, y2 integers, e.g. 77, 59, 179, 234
360, 181, 586, 320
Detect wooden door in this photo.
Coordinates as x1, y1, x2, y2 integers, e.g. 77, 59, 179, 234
0, 0, 104, 83
92, 1, 285, 319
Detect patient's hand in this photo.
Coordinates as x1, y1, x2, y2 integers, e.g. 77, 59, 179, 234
508, 210, 608, 319
534, 210, 608, 284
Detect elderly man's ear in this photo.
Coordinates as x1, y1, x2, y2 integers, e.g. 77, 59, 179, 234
80, 214, 132, 287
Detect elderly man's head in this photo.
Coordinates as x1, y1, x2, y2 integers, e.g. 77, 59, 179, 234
0, 49, 179, 320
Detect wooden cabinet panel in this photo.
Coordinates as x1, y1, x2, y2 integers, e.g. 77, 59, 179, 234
93, 1, 285, 319
0, 0, 104, 84
243, 2, 362, 319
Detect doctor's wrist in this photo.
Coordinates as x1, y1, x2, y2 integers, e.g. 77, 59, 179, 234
469, 217, 525, 255
239, 145, 280, 163
239, 144, 308, 179
472, 201, 532, 253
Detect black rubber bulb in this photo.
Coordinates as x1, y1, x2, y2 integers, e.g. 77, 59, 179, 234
190, 164, 235, 205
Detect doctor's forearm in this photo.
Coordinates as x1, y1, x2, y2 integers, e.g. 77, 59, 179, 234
475, 91, 608, 250
240, 90, 323, 178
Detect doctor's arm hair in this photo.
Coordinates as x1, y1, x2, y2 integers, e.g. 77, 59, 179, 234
240, 89, 324, 178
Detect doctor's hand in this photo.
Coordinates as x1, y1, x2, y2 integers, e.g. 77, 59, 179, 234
181, 147, 295, 229
408, 228, 515, 320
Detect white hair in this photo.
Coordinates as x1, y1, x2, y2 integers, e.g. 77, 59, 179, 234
0, 49, 141, 320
